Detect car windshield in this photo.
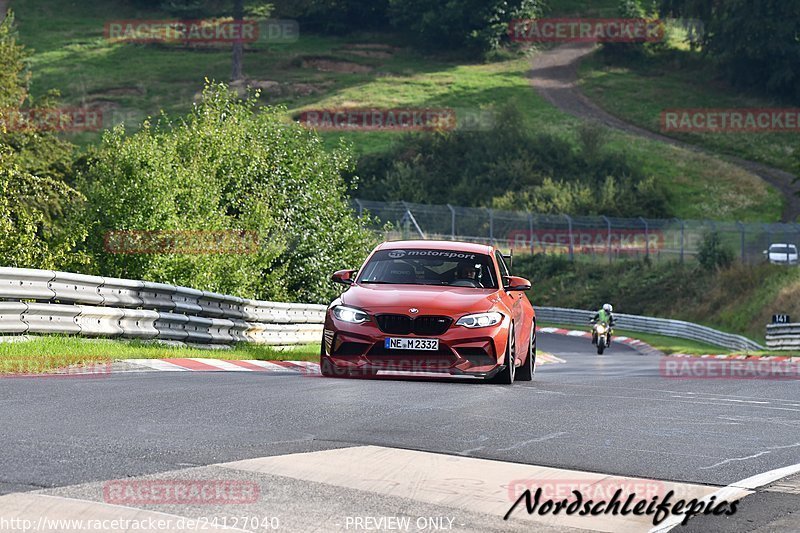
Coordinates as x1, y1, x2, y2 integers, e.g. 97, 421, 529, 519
357, 249, 498, 289
770, 246, 796, 254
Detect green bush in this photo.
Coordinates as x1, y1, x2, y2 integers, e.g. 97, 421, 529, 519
697, 231, 735, 272
355, 107, 670, 217
0, 154, 88, 270
78, 82, 373, 303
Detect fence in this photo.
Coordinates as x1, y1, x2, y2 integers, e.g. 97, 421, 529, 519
535, 307, 763, 352
0, 268, 325, 346
353, 199, 800, 264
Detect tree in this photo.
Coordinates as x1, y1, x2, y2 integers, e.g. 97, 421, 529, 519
78, 82, 373, 303
388, 0, 543, 56
659, 0, 800, 101
0, 9, 85, 270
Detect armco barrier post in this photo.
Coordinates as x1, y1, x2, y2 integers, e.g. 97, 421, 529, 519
736, 221, 745, 263
447, 204, 456, 240
639, 217, 649, 260
528, 212, 534, 255
564, 214, 574, 261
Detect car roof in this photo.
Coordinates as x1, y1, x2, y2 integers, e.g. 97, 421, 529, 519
377, 240, 494, 255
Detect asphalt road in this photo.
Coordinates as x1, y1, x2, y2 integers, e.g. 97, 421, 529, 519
1, 333, 799, 531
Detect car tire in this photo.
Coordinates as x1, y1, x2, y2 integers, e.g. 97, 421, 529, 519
320, 345, 345, 378
320, 355, 338, 377
516, 322, 535, 382
490, 323, 516, 385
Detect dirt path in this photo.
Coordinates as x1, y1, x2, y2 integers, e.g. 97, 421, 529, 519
529, 42, 800, 222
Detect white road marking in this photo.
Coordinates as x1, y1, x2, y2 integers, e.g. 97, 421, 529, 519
699, 442, 800, 470
497, 432, 569, 451
650, 461, 800, 533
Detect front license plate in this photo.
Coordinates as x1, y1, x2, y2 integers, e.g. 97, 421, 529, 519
385, 337, 439, 351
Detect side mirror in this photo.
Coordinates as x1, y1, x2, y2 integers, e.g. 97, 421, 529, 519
331, 269, 357, 285
503, 275, 531, 291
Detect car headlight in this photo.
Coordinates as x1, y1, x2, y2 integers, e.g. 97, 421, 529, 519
332, 305, 370, 324
456, 312, 503, 328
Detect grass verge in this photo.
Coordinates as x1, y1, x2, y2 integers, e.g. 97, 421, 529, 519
579, 50, 798, 176
0, 336, 319, 374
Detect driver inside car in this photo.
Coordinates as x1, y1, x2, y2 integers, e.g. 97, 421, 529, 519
455, 262, 483, 288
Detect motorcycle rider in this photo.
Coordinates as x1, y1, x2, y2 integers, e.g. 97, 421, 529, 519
591, 303, 615, 345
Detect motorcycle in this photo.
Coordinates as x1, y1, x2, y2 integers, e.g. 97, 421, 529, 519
592, 321, 611, 355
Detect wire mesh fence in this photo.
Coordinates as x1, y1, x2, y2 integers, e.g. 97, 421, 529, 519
352, 199, 800, 264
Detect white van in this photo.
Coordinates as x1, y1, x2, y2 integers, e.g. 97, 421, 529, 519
764, 243, 799, 265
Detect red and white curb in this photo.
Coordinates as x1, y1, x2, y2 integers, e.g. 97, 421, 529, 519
668, 353, 800, 363
122, 358, 319, 373
537, 326, 661, 355
122, 355, 565, 373
536, 352, 565, 364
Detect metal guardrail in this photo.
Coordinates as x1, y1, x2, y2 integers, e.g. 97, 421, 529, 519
0, 268, 765, 351
535, 307, 763, 352
0, 268, 325, 347
765, 323, 800, 350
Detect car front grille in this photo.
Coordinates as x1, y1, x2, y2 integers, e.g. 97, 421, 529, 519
375, 314, 412, 334
375, 314, 452, 336
413, 316, 453, 335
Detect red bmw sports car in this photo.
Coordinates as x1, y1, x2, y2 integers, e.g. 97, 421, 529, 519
321, 240, 536, 384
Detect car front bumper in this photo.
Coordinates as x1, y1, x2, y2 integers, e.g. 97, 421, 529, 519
321, 313, 511, 378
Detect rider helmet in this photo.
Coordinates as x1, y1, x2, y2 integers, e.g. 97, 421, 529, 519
603, 303, 613, 313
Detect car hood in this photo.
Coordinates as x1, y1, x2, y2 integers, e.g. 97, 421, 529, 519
341, 284, 501, 316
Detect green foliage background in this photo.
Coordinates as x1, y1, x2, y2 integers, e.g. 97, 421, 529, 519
78, 83, 374, 302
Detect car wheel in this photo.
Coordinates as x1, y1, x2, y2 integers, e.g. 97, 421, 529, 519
490, 323, 516, 385
516, 322, 535, 382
